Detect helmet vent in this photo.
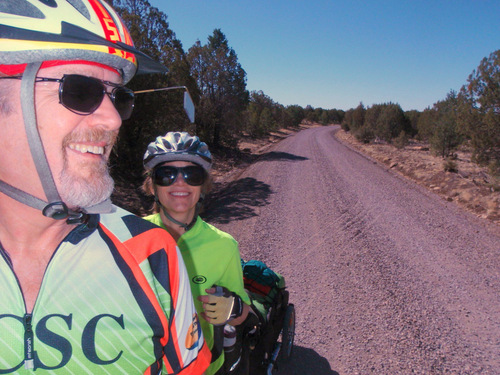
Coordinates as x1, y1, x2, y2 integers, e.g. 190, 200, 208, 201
0, 0, 44, 18
161, 140, 172, 150
67, 0, 91, 20
143, 132, 213, 172
39, 0, 57, 8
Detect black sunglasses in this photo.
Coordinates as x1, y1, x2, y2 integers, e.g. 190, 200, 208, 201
153, 165, 206, 187
0, 74, 135, 120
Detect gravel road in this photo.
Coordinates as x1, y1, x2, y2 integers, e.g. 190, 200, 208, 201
203, 125, 500, 375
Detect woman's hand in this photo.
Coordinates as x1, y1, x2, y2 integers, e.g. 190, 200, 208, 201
198, 286, 244, 326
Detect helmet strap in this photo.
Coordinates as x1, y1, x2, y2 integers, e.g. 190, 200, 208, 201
159, 204, 195, 231
21, 63, 65, 208
0, 62, 93, 224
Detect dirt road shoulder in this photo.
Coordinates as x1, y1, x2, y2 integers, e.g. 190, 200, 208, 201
334, 128, 500, 227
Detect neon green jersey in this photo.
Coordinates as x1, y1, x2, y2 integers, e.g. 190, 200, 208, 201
0, 207, 210, 374
143, 214, 250, 375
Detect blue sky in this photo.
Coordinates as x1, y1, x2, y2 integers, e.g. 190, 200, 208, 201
149, 0, 500, 112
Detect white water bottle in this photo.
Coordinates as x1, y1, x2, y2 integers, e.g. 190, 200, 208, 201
223, 324, 237, 351
223, 324, 241, 372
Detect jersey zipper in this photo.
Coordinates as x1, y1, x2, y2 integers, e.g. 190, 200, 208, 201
0, 224, 87, 371
24, 313, 35, 369
0, 247, 34, 369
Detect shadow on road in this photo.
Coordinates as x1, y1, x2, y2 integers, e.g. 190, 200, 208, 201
203, 177, 272, 224
256, 151, 308, 163
275, 345, 339, 375
203, 152, 308, 224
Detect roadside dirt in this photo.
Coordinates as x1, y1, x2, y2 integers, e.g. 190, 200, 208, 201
334, 130, 500, 227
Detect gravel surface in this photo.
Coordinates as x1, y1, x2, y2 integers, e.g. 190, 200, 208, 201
203, 125, 500, 375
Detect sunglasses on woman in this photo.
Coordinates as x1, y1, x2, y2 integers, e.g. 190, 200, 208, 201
0, 74, 135, 120
153, 165, 206, 187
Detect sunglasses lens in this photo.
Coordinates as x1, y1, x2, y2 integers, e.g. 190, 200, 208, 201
153, 166, 206, 187
183, 166, 206, 186
154, 167, 178, 186
60, 75, 103, 114
60, 75, 134, 119
113, 87, 135, 120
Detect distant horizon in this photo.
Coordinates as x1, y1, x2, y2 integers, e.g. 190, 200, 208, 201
150, 1, 500, 112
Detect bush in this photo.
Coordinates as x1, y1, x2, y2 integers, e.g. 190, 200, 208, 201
354, 126, 375, 144
443, 158, 458, 173
430, 116, 461, 157
488, 159, 500, 177
458, 50, 500, 166
393, 131, 409, 149
351, 103, 366, 132
375, 103, 408, 142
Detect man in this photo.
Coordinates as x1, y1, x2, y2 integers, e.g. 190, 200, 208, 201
0, 0, 210, 373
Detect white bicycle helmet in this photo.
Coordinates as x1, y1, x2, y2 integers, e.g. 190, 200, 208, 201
0, 0, 167, 223
143, 132, 212, 231
143, 132, 212, 172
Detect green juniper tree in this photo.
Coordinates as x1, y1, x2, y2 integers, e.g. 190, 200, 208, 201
458, 50, 500, 167
187, 29, 249, 148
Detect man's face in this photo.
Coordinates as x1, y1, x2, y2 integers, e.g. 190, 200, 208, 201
0, 63, 123, 210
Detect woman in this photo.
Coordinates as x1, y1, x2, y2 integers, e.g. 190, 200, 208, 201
142, 132, 251, 375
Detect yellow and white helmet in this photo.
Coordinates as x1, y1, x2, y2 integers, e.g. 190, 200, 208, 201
0, 0, 167, 222
0, 0, 167, 82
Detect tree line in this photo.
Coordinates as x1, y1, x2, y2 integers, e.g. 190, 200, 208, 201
341, 50, 500, 177
107, 0, 499, 182
107, 0, 337, 181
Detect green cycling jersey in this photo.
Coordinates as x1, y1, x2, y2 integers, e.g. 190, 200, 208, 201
144, 214, 250, 375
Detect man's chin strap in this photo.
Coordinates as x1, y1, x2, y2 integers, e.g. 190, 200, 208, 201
0, 62, 113, 224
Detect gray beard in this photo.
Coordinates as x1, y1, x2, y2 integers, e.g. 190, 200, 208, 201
58, 161, 114, 209
58, 127, 118, 210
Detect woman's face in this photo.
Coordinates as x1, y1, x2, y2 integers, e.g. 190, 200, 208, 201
155, 161, 202, 220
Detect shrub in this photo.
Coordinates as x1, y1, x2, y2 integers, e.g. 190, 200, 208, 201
354, 126, 375, 144
443, 158, 458, 173
487, 160, 500, 191
393, 131, 409, 149
375, 103, 408, 142
458, 50, 500, 167
488, 159, 500, 178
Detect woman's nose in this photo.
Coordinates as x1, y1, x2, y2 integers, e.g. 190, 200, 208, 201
173, 171, 188, 185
